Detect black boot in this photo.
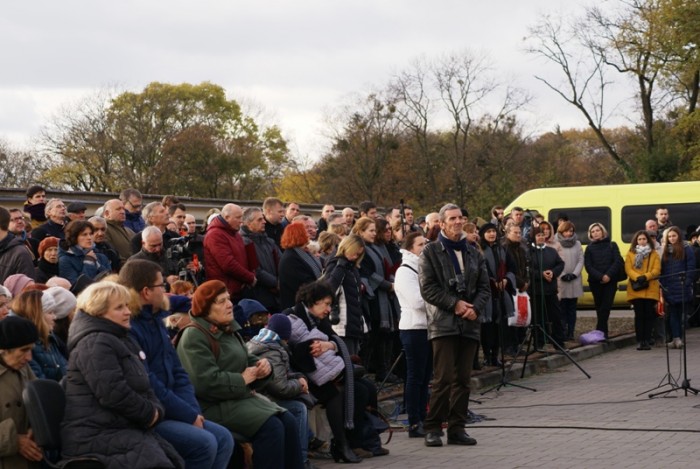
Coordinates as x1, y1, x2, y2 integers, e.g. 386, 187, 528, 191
330, 438, 362, 464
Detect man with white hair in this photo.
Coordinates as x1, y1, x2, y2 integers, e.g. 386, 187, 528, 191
342, 207, 356, 229
204, 204, 256, 301
31, 198, 67, 243
128, 226, 178, 284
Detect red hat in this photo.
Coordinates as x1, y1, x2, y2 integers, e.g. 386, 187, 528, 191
191, 280, 227, 317
38, 237, 60, 259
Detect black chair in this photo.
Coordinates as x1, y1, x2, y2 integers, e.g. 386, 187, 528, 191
22, 379, 104, 468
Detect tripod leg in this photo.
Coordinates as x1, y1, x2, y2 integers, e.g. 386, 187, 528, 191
538, 325, 591, 379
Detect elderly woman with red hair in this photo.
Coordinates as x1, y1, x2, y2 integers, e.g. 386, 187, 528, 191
278, 222, 323, 309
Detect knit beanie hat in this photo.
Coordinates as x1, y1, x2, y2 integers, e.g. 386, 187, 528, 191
38, 237, 60, 259
0, 316, 38, 350
3, 274, 35, 297
46, 286, 77, 320
191, 280, 227, 317
266, 313, 291, 341
40, 291, 57, 315
478, 222, 498, 240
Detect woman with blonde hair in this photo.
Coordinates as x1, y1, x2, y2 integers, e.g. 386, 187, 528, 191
323, 233, 366, 355
61, 281, 183, 468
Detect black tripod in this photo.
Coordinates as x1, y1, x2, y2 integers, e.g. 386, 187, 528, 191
642, 270, 700, 398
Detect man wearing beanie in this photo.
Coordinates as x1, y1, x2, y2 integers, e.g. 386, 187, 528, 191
247, 313, 315, 469
0, 316, 43, 466
119, 260, 234, 468
0, 207, 36, 284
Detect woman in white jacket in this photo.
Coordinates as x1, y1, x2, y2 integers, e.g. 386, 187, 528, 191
395, 231, 430, 438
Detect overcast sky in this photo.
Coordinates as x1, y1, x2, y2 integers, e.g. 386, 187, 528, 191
0, 0, 632, 160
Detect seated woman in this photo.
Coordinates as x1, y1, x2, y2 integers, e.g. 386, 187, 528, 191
11, 289, 67, 381
0, 316, 43, 467
61, 281, 184, 468
58, 221, 111, 287
35, 237, 60, 284
176, 280, 303, 469
286, 280, 389, 462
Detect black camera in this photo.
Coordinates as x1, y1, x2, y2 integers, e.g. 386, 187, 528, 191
165, 235, 202, 263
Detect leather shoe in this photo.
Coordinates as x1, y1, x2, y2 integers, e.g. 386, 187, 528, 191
447, 432, 477, 446
372, 447, 390, 457
424, 432, 443, 447
408, 422, 426, 438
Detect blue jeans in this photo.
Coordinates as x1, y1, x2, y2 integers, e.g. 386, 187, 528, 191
666, 302, 687, 339
277, 399, 309, 462
400, 329, 432, 427
155, 419, 234, 469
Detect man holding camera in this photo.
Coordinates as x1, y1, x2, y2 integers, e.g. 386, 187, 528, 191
418, 203, 490, 448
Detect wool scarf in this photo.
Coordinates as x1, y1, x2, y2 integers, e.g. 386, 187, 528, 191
634, 244, 652, 269
438, 232, 468, 275
293, 247, 322, 279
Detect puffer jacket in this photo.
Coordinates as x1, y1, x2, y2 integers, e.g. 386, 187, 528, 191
660, 246, 696, 305
625, 249, 661, 302
529, 244, 565, 296
418, 236, 490, 341
61, 311, 184, 469
129, 305, 200, 425
247, 337, 304, 400
584, 237, 623, 284
396, 249, 428, 330
323, 256, 364, 339
203, 216, 255, 299
58, 244, 110, 286
288, 314, 344, 386
0, 362, 39, 469
28, 333, 67, 381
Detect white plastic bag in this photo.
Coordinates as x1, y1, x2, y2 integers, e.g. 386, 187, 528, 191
508, 291, 531, 327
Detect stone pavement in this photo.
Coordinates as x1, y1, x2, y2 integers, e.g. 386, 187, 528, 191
314, 326, 700, 468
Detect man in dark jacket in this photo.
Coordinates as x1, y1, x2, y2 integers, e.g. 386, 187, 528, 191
119, 260, 234, 468
30, 198, 67, 243
240, 207, 281, 313
263, 197, 285, 248
418, 203, 490, 448
204, 204, 256, 300
0, 207, 36, 283
128, 227, 179, 283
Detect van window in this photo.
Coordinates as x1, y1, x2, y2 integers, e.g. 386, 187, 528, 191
621, 203, 700, 243
548, 207, 611, 245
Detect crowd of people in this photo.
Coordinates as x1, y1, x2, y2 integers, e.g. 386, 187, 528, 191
0, 185, 699, 467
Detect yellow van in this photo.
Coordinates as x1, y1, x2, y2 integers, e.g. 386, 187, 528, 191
505, 181, 700, 306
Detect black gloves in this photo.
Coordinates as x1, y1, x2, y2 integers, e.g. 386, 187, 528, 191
637, 275, 647, 283
561, 273, 577, 282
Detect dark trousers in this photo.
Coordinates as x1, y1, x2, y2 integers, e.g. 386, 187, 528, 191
365, 327, 392, 377
633, 298, 657, 344
400, 329, 432, 426
560, 297, 578, 339
589, 281, 617, 337
424, 336, 477, 435
481, 322, 499, 363
252, 412, 303, 469
531, 293, 564, 346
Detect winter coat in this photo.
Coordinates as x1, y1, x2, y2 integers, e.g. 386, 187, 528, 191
0, 362, 39, 469
129, 305, 200, 425
323, 256, 364, 339
30, 220, 64, 244
28, 334, 67, 381
124, 211, 146, 234
35, 258, 59, 284
128, 249, 178, 277
104, 220, 136, 264
240, 226, 281, 312
396, 249, 428, 330
246, 337, 304, 401
660, 246, 696, 305
556, 234, 584, 299
480, 241, 514, 323
175, 315, 283, 438
204, 216, 255, 299
529, 244, 565, 297
58, 244, 111, 286
288, 313, 344, 386
584, 237, 624, 284
94, 241, 121, 273
625, 249, 661, 302
418, 235, 491, 342
503, 238, 529, 291
278, 248, 321, 310
61, 311, 184, 469
0, 234, 36, 284
359, 244, 398, 331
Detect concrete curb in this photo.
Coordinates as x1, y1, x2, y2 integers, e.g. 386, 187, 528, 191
473, 332, 637, 392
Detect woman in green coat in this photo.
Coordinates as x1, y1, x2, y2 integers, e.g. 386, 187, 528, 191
176, 280, 303, 469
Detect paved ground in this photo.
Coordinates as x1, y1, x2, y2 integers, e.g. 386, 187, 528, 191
314, 321, 700, 468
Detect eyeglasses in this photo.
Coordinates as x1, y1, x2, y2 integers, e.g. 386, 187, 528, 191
10, 217, 24, 222
149, 283, 166, 289
213, 295, 231, 304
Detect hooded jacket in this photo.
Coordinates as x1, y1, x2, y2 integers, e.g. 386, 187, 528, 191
324, 256, 364, 339
61, 311, 183, 468
0, 234, 36, 284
